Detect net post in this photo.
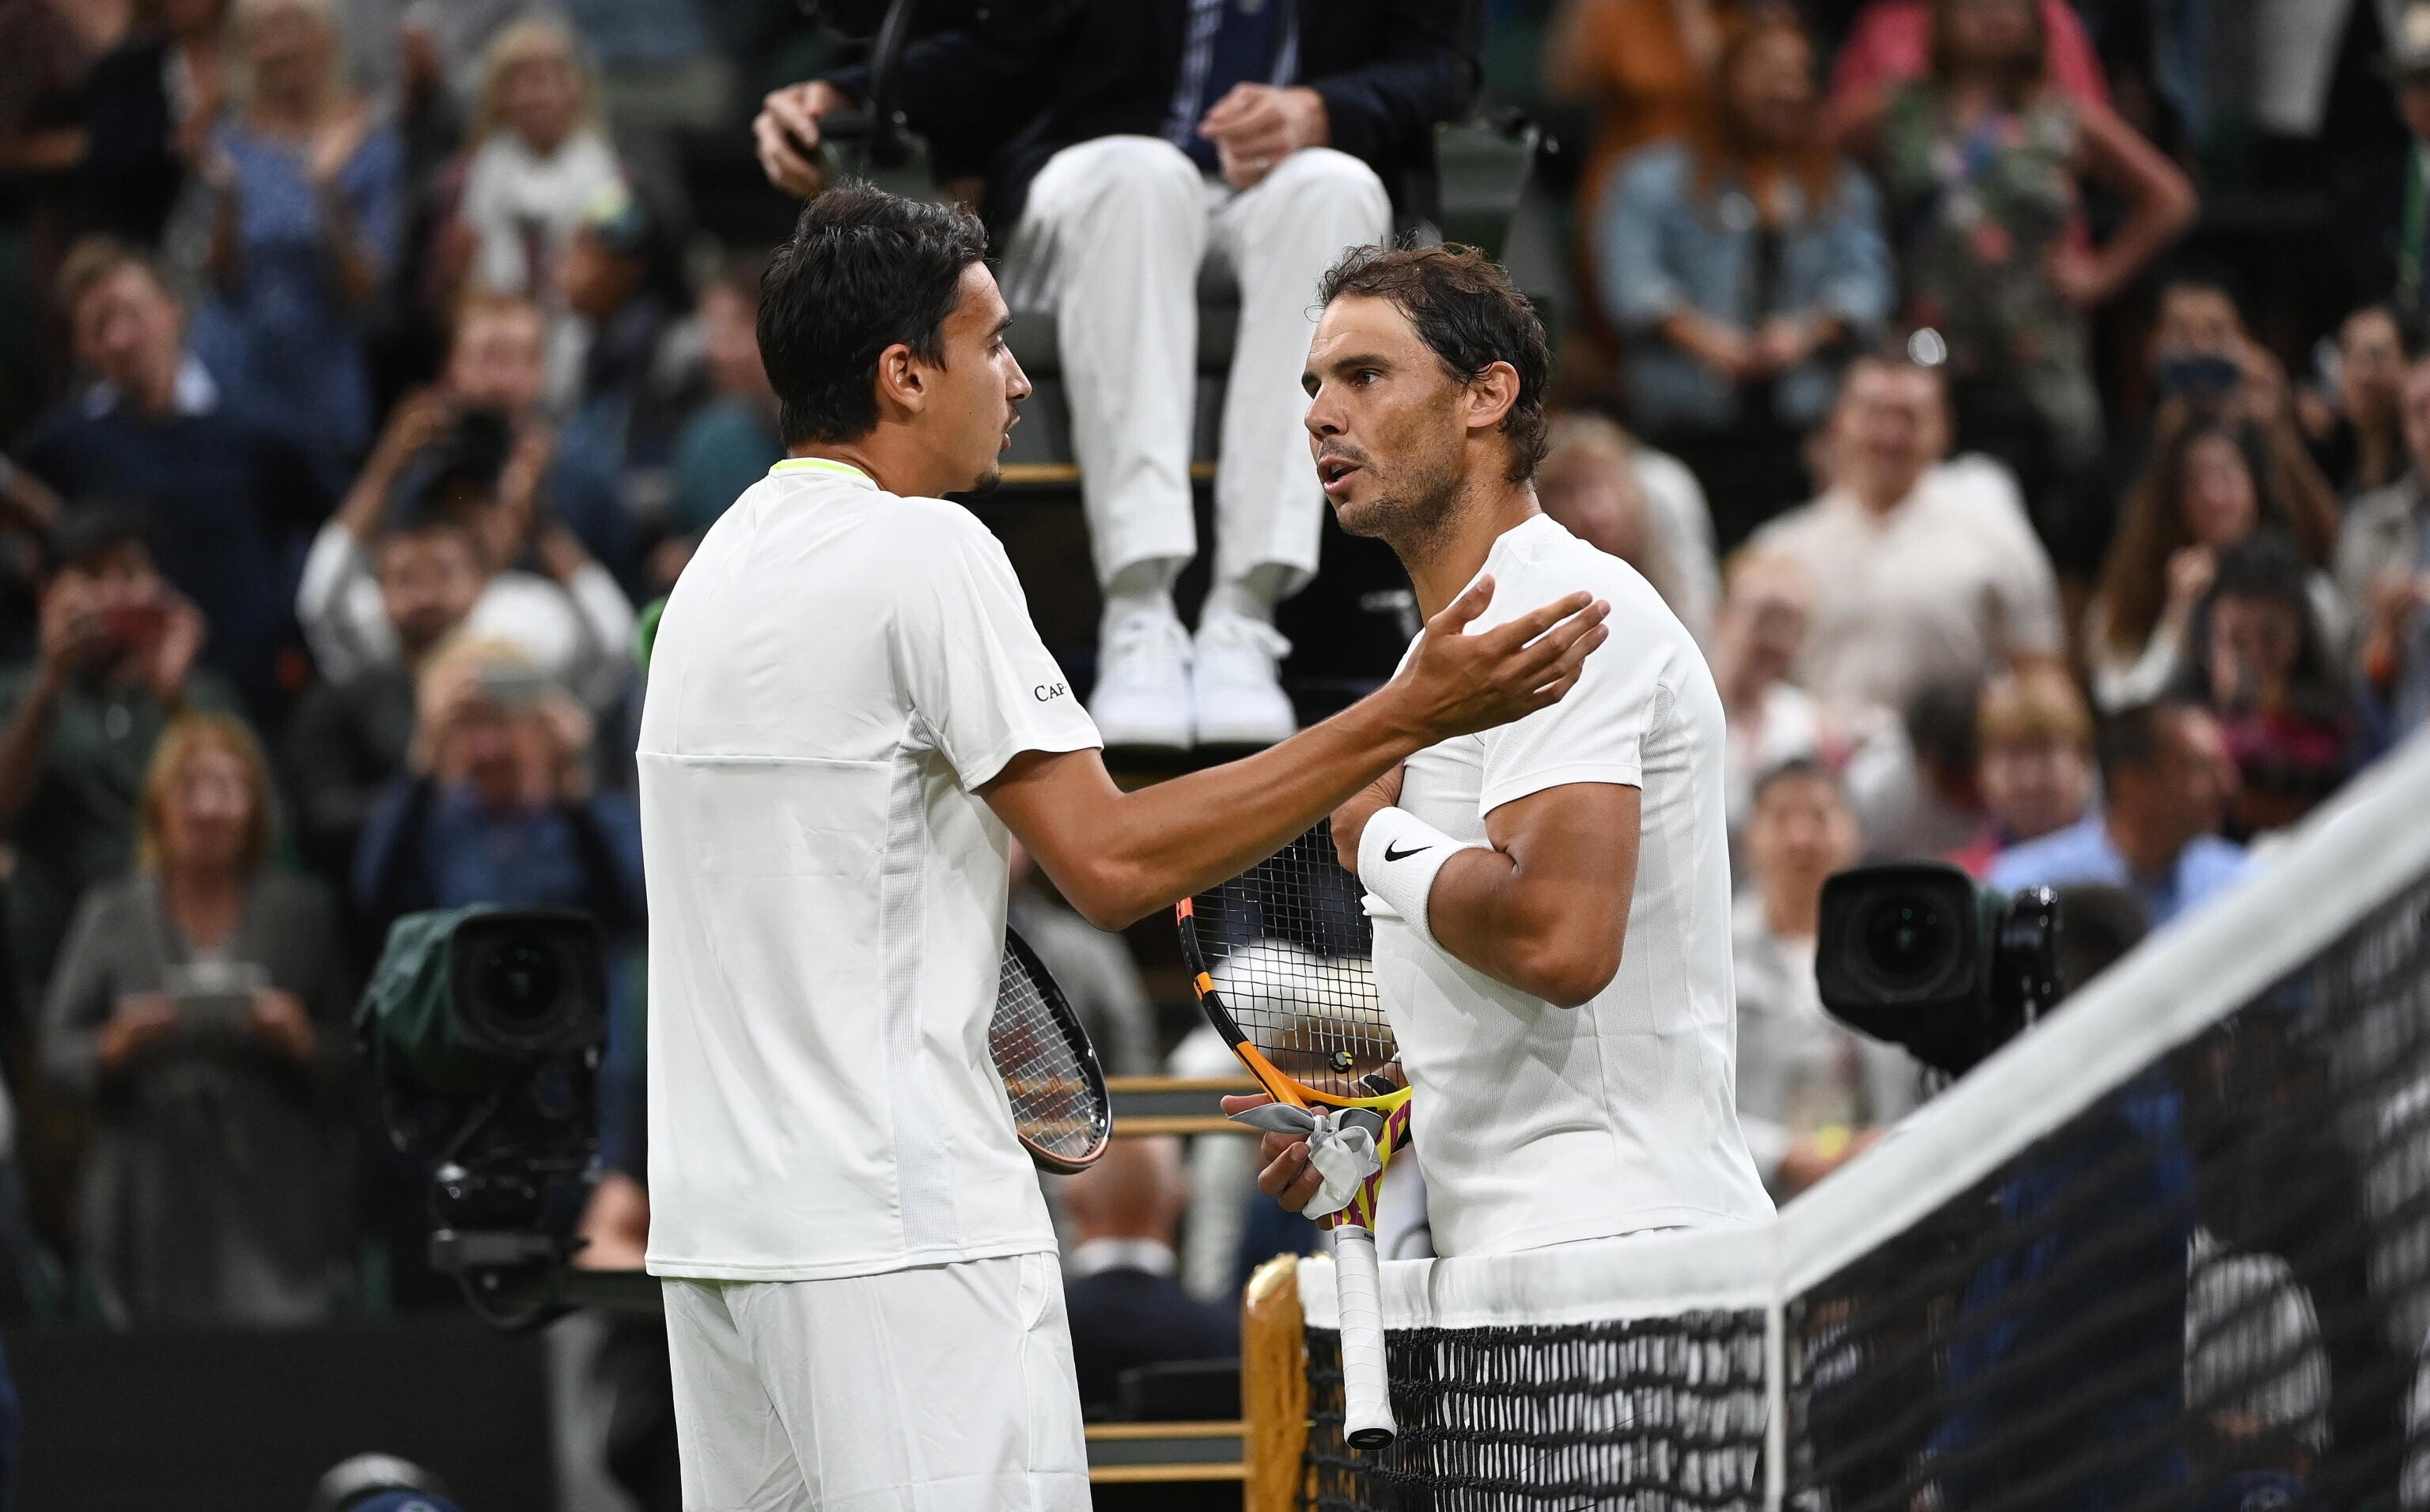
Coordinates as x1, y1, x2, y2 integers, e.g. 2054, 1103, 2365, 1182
1242, 1253, 1308, 1512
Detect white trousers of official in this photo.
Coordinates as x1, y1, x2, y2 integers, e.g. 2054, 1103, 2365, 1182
663, 1252, 1088, 1512
1000, 136, 1394, 599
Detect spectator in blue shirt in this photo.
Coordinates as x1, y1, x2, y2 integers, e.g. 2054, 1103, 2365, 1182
191, 0, 404, 475
1598, 9, 1892, 546
1989, 698, 2250, 928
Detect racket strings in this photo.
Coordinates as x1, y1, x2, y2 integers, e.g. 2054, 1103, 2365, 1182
991, 948, 1107, 1160
1193, 825, 1395, 1101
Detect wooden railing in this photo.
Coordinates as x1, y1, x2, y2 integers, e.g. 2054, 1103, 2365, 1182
1107, 1075, 1262, 1136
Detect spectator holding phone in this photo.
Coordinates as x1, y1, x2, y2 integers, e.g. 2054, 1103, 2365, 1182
41, 712, 351, 1325
0, 508, 241, 1014
2084, 411, 2343, 714
2057, 276, 2303, 588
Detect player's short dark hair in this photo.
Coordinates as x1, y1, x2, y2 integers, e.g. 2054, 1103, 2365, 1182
1317, 243, 1551, 482
2095, 697, 2203, 784
757, 183, 989, 447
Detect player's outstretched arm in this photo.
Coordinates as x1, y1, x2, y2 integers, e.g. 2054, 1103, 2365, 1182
982, 578, 1610, 932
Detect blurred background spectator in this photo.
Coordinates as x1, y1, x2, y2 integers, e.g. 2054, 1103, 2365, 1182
40, 711, 349, 1325
188, 0, 401, 477
1599, 6, 1891, 544
21, 239, 327, 718
350, 636, 638, 943
1058, 1136, 1237, 1420
1536, 412, 1718, 640
1990, 697, 2250, 926
657, 252, 777, 592
1849, 0, 2195, 511
2182, 531, 2358, 838
1752, 357, 2064, 720
2303, 303, 2411, 497
2341, 350, 2430, 738
446, 17, 619, 305
1732, 758, 1917, 1197
1951, 665, 2095, 873
2084, 410, 2342, 713
0, 507, 237, 1018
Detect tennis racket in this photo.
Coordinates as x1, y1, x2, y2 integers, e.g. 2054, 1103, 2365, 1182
1176, 821, 1410, 1450
990, 926, 1113, 1175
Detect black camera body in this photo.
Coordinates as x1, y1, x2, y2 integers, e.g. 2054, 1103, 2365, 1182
1818, 863, 2061, 1076
360, 907, 608, 1321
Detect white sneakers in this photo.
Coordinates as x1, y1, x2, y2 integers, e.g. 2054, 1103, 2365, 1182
1087, 606, 1296, 750
1191, 611, 1297, 747
1088, 607, 1196, 749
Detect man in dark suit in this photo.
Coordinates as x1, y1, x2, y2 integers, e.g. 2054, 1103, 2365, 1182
1058, 1135, 1239, 1417
754, 1, 1479, 754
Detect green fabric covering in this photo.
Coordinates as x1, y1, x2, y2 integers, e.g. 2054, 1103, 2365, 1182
359, 903, 513, 1098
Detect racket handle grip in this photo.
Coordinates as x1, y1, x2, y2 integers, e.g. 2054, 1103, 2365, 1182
1332, 1223, 1396, 1450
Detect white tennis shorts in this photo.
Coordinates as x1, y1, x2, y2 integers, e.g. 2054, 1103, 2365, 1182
661, 1250, 1089, 1511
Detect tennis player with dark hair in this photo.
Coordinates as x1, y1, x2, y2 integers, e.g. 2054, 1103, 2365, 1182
637, 187, 1610, 1510
1236, 244, 1773, 1256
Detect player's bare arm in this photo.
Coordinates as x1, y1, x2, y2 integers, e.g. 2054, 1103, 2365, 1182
983, 576, 1610, 930
1363, 779, 1639, 1008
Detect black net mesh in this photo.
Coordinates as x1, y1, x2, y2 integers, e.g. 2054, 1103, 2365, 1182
1294, 852, 2430, 1510
1783, 868, 2430, 1512
1187, 822, 1394, 1101
1304, 1313, 1770, 1510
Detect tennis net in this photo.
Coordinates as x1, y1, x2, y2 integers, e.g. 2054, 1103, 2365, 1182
1258, 728, 2430, 1512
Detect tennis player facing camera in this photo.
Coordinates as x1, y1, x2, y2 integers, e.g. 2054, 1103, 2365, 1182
636, 185, 1611, 1512
1236, 245, 1774, 1256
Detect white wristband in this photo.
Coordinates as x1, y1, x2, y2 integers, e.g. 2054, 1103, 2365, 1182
1357, 807, 1480, 948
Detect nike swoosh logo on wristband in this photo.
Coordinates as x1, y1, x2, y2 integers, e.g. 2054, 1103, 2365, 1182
1383, 842, 1432, 863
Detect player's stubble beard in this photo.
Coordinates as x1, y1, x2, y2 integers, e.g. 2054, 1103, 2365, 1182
1330, 422, 1472, 574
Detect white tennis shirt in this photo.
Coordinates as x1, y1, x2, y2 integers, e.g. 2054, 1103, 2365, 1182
638, 458, 1100, 1281
1378, 513, 1773, 1257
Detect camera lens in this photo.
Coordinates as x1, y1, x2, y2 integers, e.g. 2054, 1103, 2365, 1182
1863, 895, 1949, 989
481, 943, 562, 1027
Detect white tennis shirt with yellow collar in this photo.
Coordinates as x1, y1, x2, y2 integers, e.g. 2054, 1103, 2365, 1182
638, 456, 1101, 1281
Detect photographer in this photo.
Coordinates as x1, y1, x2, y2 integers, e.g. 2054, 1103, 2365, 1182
40, 713, 350, 1326
350, 638, 641, 945
0, 508, 241, 1014
296, 293, 636, 711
